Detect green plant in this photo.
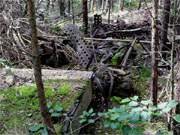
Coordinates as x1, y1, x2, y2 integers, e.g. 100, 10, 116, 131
99, 96, 178, 135
80, 108, 96, 124
17, 85, 36, 97
111, 51, 124, 65
45, 86, 55, 98
58, 83, 71, 95
29, 124, 48, 135
124, 0, 139, 9
47, 102, 63, 117
173, 114, 180, 123
0, 58, 10, 68
111, 96, 122, 104
131, 66, 151, 97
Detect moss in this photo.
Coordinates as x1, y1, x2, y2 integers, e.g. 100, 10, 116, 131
58, 83, 71, 96
131, 66, 151, 97
0, 79, 89, 134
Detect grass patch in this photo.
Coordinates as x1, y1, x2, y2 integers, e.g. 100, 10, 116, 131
0, 80, 87, 134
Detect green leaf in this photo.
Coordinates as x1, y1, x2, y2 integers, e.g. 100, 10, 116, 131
122, 125, 132, 135
141, 100, 153, 105
166, 100, 178, 109
131, 107, 143, 113
131, 96, 139, 101
40, 127, 48, 135
51, 112, 60, 117
80, 119, 87, 124
110, 123, 118, 129
128, 101, 138, 107
121, 98, 131, 104
117, 112, 130, 122
29, 124, 43, 132
104, 121, 111, 128
54, 103, 63, 112
47, 102, 52, 109
130, 113, 140, 121
88, 108, 94, 114
88, 119, 95, 124
140, 111, 151, 121
173, 114, 180, 123
49, 109, 54, 113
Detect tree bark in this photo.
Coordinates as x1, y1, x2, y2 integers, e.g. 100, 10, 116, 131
160, 0, 171, 53
58, 0, 65, 17
108, 0, 111, 24
151, 0, 159, 106
120, 0, 124, 11
27, 0, 56, 134
82, 0, 88, 35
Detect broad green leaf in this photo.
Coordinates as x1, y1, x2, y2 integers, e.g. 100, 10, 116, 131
79, 119, 87, 124
54, 103, 63, 112
117, 112, 130, 122
51, 112, 60, 117
140, 111, 151, 121
40, 127, 48, 135
29, 124, 43, 132
49, 109, 54, 113
166, 100, 178, 109
88, 108, 94, 114
141, 100, 153, 105
121, 98, 131, 104
122, 125, 132, 135
110, 113, 119, 120
128, 101, 138, 107
173, 114, 180, 123
104, 121, 111, 128
110, 123, 118, 129
47, 102, 52, 109
131, 107, 143, 113
131, 96, 139, 101
88, 119, 95, 124
130, 113, 140, 121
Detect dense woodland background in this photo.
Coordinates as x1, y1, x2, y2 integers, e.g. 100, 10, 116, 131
0, 0, 180, 135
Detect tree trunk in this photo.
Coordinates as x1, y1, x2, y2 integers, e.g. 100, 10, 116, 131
72, 0, 75, 24
27, 0, 56, 134
151, 0, 159, 106
82, 0, 88, 34
160, 0, 171, 54
120, 0, 124, 11
58, 0, 65, 17
108, 0, 110, 22
138, 0, 142, 10
67, 0, 71, 14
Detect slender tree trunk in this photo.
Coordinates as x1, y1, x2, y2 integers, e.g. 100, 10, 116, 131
174, 0, 180, 133
58, 0, 65, 17
160, 0, 171, 53
82, 0, 88, 34
151, 0, 159, 106
67, 0, 71, 14
72, 0, 75, 24
120, 0, 124, 11
108, 0, 111, 24
27, 0, 55, 134
138, 0, 142, 10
